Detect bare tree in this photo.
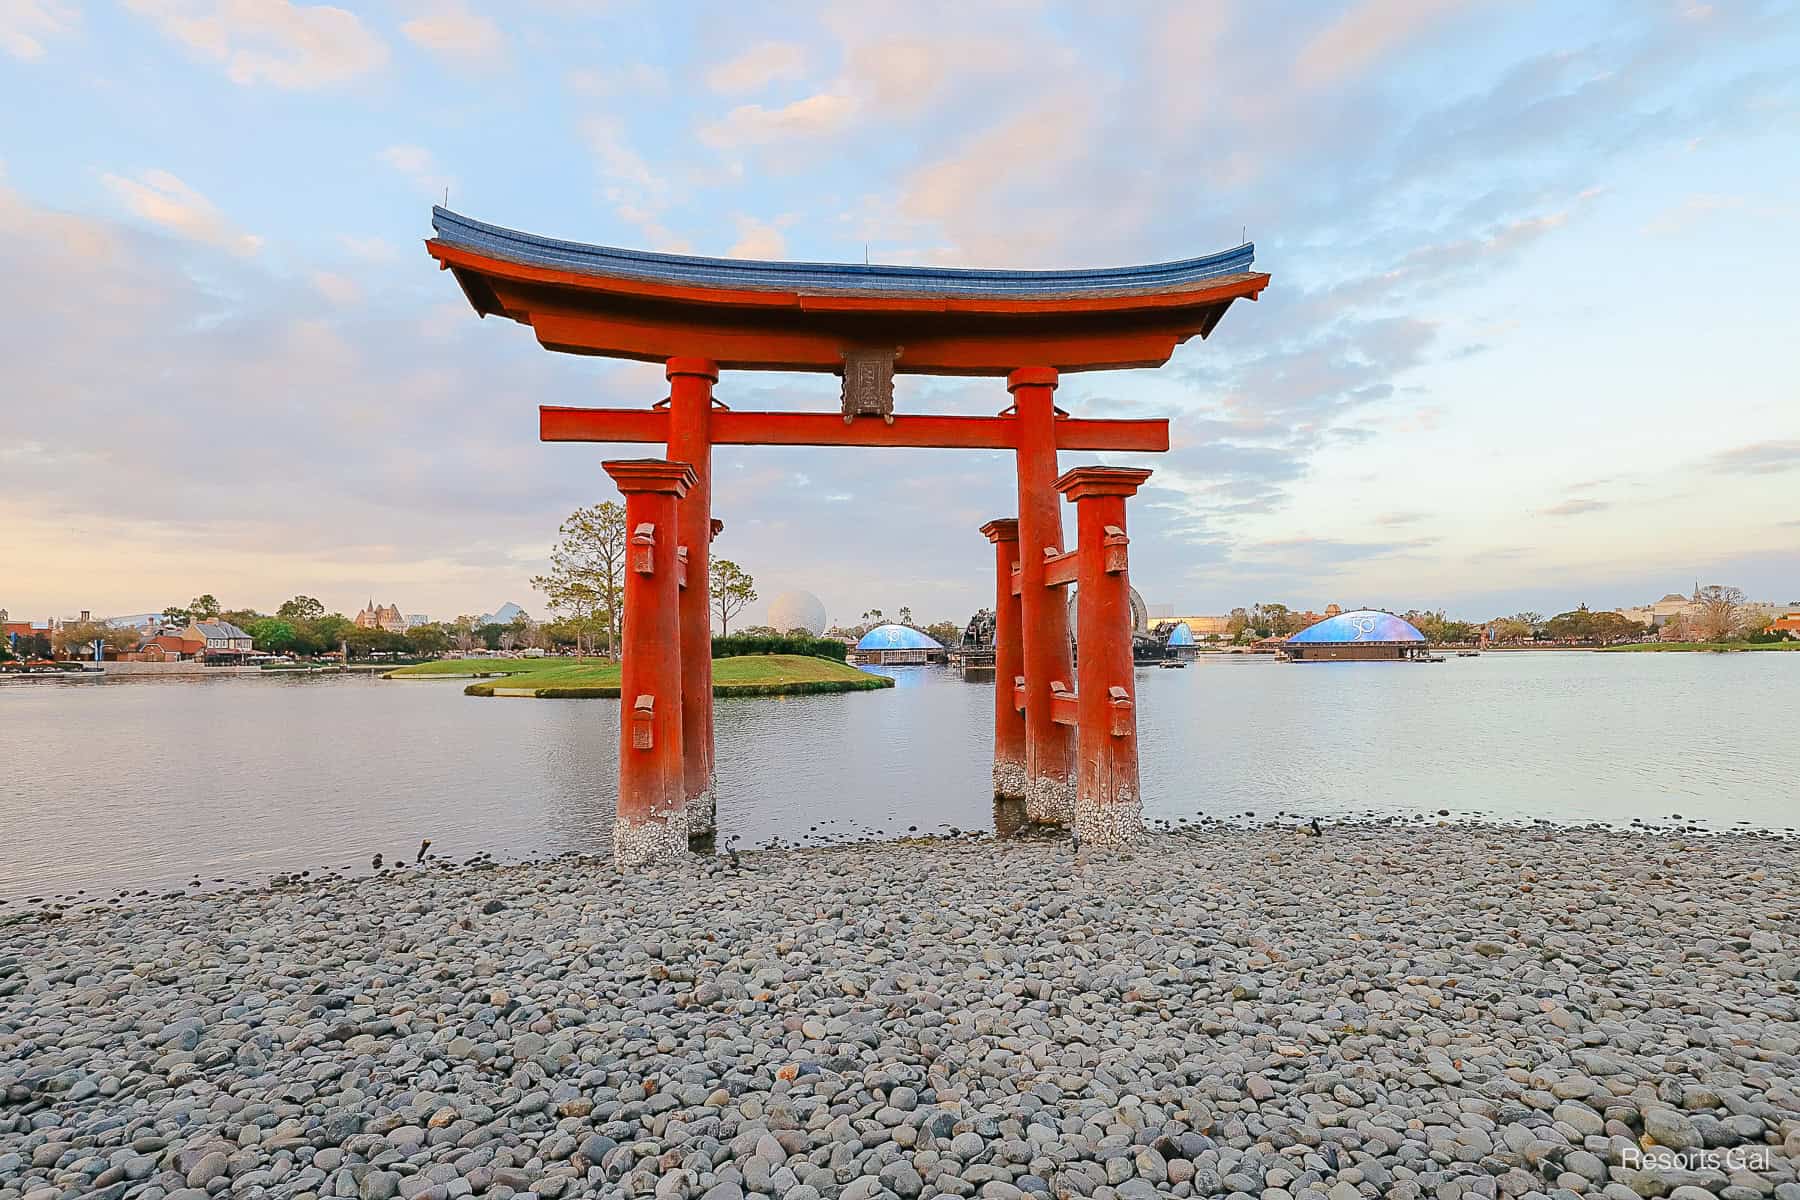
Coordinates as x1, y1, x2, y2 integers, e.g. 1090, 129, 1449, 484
711, 558, 757, 635
1691, 584, 1749, 642
533, 501, 627, 658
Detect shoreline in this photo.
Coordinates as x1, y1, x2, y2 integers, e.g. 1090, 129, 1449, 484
4, 825, 1796, 1199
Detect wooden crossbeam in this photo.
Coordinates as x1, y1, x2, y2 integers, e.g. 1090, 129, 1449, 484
540, 406, 1169, 452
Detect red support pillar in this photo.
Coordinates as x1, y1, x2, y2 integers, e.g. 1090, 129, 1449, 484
1055, 465, 1152, 846
602, 458, 696, 868
979, 518, 1026, 802
1009, 368, 1076, 824
665, 357, 719, 837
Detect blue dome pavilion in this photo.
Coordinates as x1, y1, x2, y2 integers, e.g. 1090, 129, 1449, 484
852, 624, 945, 665
1284, 610, 1428, 662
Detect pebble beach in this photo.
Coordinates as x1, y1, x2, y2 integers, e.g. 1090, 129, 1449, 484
3, 824, 1798, 1200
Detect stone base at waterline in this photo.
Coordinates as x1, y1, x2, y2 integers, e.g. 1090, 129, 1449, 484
1073, 793, 1144, 847
614, 810, 692, 868
992, 759, 1027, 803
992, 796, 1028, 838
1025, 774, 1075, 825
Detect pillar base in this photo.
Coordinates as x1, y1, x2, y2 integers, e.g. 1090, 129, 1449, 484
1073, 797, 1144, 847
992, 758, 1027, 803
686, 782, 716, 838
993, 796, 1027, 838
1026, 774, 1075, 825
615, 812, 692, 869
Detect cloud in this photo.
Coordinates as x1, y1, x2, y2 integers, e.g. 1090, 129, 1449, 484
310, 271, 361, 305
1294, 0, 1469, 88
700, 93, 857, 149
727, 217, 787, 260
379, 144, 453, 199
2, 0, 76, 60
1543, 498, 1610, 517
125, 0, 387, 88
99, 169, 262, 256
705, 40, 806, 94
1705, 440, 1800, 475
1376, 511, 1429, 526
400, 2, 505, 67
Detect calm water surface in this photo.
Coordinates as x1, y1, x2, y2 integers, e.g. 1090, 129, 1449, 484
3, 652, 1796, 899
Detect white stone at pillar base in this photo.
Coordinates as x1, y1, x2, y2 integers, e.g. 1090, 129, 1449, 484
992, 760, 1028, 803
1026, 775, 1075, 825
686, 783, 716, 839
614, 811, 692, 869
1072, 791, 1144, 847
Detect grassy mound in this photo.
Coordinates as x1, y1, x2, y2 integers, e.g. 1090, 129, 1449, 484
387, 654, 893, 698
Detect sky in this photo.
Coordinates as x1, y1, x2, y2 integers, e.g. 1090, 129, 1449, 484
3, 0, 1798, 631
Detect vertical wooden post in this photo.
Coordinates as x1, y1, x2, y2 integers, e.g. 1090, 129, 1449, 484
602, 458, 695, 868
979, 518, 1026, 802
1009, 368, 1076, 824
665, 357, 718, 837
1056, 465, 1151, 846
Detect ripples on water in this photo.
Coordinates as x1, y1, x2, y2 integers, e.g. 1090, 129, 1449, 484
2, 652, 1795, 898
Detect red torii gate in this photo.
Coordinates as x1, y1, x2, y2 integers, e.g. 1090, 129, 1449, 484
427, 208, 1269, 867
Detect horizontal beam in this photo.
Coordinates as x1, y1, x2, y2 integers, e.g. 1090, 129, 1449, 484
540, 407, 1169, 452
1042, 549, 1078, 589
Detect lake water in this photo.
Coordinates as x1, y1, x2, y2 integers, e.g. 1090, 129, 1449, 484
4, 652, 1796, 901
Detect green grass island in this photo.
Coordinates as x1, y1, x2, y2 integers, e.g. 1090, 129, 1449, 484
384, 653, 894, 698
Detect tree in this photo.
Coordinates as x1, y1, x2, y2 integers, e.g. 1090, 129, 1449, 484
1489, 616, 1531, 643
897, 605, 914, 627
925, 620, 962, 647
532, 501, 627, 658
407, 623, 451, 655
189, 594, 222, 620
711, 559, 757, 634
247, 618, 300, 654
161, 604, 191, 627
861, 609, 885, 629
1691, 584, 1749, 642
52, 620, 137, 659
277, 595, 325, 621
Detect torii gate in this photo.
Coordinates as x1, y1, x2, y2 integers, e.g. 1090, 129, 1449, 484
427, 208, 1269, 867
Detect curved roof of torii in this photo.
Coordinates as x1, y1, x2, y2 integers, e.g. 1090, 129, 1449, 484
425, 208, 1271, 376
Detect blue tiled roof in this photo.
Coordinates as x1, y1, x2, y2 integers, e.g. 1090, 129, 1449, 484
432, 208, 1256, 299
1166, 623, 1195, 646
1286, 611, 1425, 644
855, 624, 945, 651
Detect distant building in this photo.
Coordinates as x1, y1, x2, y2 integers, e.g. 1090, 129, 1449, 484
851, 624, 945, 665
1283, 610, 1430, 662
1166, 615, 1234, 639
405, 613, 431, 628
1770, 611, 1800, 639
185, 620, 255, 657
354, 600, 407, 633
481, 602, 526, 626
126, 630, 206, 661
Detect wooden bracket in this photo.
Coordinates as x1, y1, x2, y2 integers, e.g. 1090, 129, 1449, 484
1107, 685, 1133, 737
676, 545, 689, 589
630, 522, 656, 574
1012, 675, 1026, 713
630, 694, 655, 749
1009, 561, 1022, 597
1043, 548, 1078, 588
1103, 525, 1130, 575
1049, 680, 1078, 727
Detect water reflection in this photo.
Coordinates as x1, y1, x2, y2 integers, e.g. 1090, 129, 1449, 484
2, 651, 1796, 899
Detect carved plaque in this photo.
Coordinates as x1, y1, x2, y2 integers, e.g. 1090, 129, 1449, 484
840, 347, 900, 424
